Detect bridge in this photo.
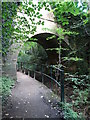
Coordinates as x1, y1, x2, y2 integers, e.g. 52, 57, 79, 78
2, 3, 69, 80
2, 1, 90, 120
2, 3, 66, 119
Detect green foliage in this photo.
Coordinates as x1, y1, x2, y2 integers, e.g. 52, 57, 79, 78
72, 89, 89, 107
69, 74, 89, 107
18, 43, 48, 70
0, 76, 15, 103
2, 1, 89, 72
65, 73, 89, 87
63, 56, 83, 62
59, 102, 85, 120
65, 73, 90, 118
50, 1, 88, 28
2, 1, 47, 56
2, 2, 19, 56
49, 1, 89, 74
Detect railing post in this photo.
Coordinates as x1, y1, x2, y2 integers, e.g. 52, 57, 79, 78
50, 66, 53, 90
21, 62, 22, 71
18, 62, 20, 71
29, 70, 31, 77
41, 65, 44, 83
34, 71, 35, 79
16, 62, 18, 71
22, 64, 24, 73
61, 70, 64, 102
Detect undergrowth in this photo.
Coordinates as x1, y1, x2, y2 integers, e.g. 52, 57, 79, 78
59, 102, 85, 120
64, 73, 90, 120
0, 76, 15, 103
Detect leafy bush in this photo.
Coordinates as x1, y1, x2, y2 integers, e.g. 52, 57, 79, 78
0, 76, 15, 103
65, 74, 89, 86
59, 102, 85, 120
65, 74, 90, 119
72, 89, 89, 107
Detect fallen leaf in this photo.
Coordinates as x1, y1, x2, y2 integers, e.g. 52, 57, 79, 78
48, 100, 51, 103
10, 116, 13, 118
5, 113, 9, 116
54, 107, 56, 109
41, 96, 43, 98
45, 115, 49, 118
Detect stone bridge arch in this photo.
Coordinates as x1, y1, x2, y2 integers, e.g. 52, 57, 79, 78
2, 6, 59, 80
2, 32, 59, 80
28, 33, 59, 64
2, 4, 69, 80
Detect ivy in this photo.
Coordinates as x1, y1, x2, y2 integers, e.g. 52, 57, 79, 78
2, 2, 19, 56
2, 1, 46, 56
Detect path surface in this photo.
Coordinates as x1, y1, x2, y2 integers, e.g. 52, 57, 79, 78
3, 72, 63, 119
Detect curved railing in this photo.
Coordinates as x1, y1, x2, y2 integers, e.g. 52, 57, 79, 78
17, 62, 64, 102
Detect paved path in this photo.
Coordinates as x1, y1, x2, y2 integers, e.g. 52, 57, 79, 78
3, 72, 64, 119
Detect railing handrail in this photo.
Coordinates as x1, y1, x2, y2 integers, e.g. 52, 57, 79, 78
26, 67, 61, 87
17, 62, 64, 102
17, 62, 63, 72
23, 66, 60, 85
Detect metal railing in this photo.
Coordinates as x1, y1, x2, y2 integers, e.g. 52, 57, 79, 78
17, 62, 64, 102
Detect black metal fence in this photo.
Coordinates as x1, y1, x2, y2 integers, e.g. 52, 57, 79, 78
17, 62, 64, 102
